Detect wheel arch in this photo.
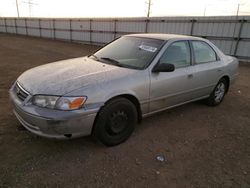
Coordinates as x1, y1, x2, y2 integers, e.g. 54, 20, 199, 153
221, 75, 230, 92
104, 94, 142, 123
91, 94, 142, 135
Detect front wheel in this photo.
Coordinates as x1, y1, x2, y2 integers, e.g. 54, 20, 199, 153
93, 97, 137, 146
206, 78, 228, 106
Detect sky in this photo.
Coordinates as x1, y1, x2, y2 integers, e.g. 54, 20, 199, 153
0, 0, 250, 18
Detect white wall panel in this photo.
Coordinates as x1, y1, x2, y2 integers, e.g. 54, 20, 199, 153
182, 22, 192, 35
148, 22, 191, 34
26, 19, 39, 28
241, 22, 250, 38
27, 28, 40, 36
17, 28, 26, 35
92, 21, 114, 31
40, 20, 53, 29
0, 18, 5, 26
223, 22, 239, 37
41, 29, 54, 38
210, 39, 235, 55
55, 30, 70, 39
1, 17, 250, 59
116, 21, 145, 32
92, 33, 114, 43
16, 19, 26, 27
6, 26, 16, 33
147, 22, 160, 33
0, 26, 5, 32
6, 19, 15, 26
71, 20, 90, 30
193, 23, 208, 36
55, 20, 70, 30
72, 31, 90, 41
236, 41, 250, 57
0, 18, 5, 32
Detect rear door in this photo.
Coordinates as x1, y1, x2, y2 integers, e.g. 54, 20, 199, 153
187, 40, 225, 98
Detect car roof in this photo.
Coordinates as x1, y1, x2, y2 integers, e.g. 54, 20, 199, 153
126, 33, 201, 41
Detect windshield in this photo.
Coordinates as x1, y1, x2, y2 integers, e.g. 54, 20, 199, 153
92, 36, 165, 69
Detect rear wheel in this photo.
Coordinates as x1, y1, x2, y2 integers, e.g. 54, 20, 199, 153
206, 78, 228, 106
93, 97, 137, 146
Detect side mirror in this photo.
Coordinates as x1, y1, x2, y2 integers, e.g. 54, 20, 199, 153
152, 63, 175, 73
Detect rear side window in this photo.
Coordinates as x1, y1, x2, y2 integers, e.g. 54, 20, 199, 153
160, 41, 191, 68
191, 41, 217, 64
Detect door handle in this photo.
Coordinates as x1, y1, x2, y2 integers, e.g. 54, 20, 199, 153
217, 69, 222, 72
187, 74, 193, 79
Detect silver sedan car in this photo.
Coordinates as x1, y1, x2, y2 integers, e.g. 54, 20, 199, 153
9, 34, 239, 146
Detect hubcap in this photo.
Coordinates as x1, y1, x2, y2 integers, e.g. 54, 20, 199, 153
107, 110, 128, 135
214, 82, 225, 103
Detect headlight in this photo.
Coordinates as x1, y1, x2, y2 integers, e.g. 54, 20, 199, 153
32, 95, 87, 110
32, 95, 59, 109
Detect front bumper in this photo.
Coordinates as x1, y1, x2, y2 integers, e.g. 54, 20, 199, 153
9, 85, 99, 139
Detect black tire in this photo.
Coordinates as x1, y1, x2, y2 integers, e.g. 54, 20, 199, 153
206, 78, 228, 106
93, 97, 138, 146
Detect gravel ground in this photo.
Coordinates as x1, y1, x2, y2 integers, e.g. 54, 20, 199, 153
0, 33, 250, 188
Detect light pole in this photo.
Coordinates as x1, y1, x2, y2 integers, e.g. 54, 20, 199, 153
203, 4, 212, 17
236, 3, 240, 17
16, 0, 20, 17
203, 6, 206, 16
22, 0, 38, 17
236, 3, 246, 18
146, 0, 152, 17
230, 3, 245, 54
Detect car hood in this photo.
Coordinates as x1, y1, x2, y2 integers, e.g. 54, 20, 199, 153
17, 57, 137, 95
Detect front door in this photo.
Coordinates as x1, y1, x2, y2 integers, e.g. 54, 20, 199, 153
149, 40, 194, 113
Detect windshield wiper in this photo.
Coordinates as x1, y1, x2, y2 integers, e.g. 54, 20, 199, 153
89, 55, 123, 67
100, 57, 122, 66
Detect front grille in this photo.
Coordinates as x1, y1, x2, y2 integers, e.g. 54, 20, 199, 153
14, 83, 29, 101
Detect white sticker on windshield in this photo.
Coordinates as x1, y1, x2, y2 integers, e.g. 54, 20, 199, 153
139, 45, 157, 53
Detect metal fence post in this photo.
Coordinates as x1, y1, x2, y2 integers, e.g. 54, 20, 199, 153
114, 19, 117, 39
4, 18, 7, 33
145, 19, 149, 33
52, 19, 56, 39
25, 18, 28, 35
90, 19, 92, 43
234, 19, 246, 56
69, 19, 72, 42
38, 18, 41, 37
14, 18, 17, 34
230, 18, 238, 55
190, 19, 196, 36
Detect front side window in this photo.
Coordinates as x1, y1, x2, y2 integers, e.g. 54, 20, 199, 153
93, 36, 164, 69
159, 41, 191, 68
192, 41, 217, 64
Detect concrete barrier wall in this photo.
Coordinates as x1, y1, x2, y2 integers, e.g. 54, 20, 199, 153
0, 16, 250, 60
